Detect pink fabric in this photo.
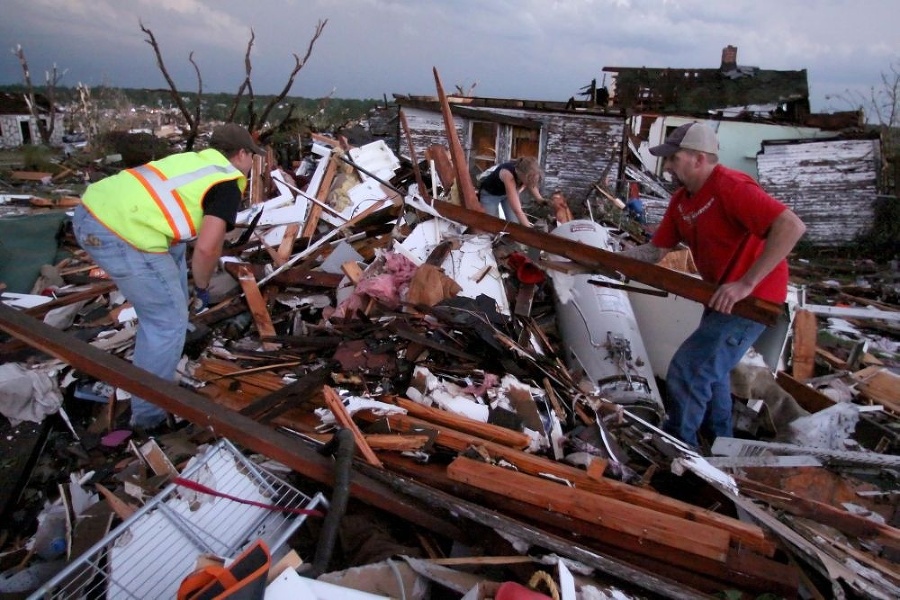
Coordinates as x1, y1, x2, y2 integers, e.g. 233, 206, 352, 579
462, 373, 500, 396
329, 251, 420, 318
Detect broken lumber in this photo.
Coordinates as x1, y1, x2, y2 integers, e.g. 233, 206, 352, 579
425, 199, 782, 326
361, 407, 772, 555
447, 456, 732, 562
433, 67, 481, 212
0, 303, 461, 540
792, 308, 817, 381
355, 462, 708, 600
301, 153, 338, 239
236, 264, 279, 351
323, 386, 384, 468
380, 395, 532, 450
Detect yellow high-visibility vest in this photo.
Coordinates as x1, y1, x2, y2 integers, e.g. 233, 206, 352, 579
82, 149, 246, 252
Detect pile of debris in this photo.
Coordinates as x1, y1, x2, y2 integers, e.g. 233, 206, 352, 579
1, 122, 899, 599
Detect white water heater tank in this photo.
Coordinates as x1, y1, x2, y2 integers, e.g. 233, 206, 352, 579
549, 220, 665, 424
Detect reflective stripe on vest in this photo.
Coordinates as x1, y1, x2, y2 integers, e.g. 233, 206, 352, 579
128, 162, 240, 241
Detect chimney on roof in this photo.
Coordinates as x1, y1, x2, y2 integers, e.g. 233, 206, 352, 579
721, 45, 738, 71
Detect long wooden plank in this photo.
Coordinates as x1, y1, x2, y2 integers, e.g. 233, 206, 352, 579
275, 223, 301, 266
323, 386, 383, 468
24, 282, 118, 318
0, 303, 461, 540
447, 456, 732, 563
301, 154, 338, 239
364, 409, 772, 554
381, 396, 532, 450
399, 109, 430, 201
737, 476, 900, 552
433, 67, 481, 211
356, 461, 710, 600
379, 453, 790, 596
426, 199, 782, 326
236, 264, 278, 350
791, 309, 817, 381
776, 371, 835, 413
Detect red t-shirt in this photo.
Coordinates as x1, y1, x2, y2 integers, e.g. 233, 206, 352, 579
652, 165, 789, 303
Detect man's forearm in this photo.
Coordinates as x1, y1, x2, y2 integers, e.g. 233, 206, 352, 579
619, 243, 667, 264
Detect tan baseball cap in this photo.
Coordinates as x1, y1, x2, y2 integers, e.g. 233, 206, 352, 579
649, 122, 719, 157
209, 123, 265, 155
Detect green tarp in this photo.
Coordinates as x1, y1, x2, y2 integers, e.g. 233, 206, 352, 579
0, 210, 68, 293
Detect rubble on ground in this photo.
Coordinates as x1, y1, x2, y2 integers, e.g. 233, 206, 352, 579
0, 128, 898, 599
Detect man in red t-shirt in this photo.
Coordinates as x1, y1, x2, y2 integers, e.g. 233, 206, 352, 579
622, 122, 806, 449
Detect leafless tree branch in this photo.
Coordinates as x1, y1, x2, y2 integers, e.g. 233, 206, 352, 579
256, 20, 328, 129
185, 51, 203, 149
12, 44, 63, 145
140, 20, 199, 145
227, 29, 255, 124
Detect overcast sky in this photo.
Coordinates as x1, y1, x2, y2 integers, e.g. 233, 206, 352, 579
2, 0, 897, 116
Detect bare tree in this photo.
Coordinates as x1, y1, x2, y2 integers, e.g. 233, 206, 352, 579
141, 19, 327, 145
140, 21, 203, 149
12, 44, 64, 145
832, 61, 900, 193
867, 62, 900, 195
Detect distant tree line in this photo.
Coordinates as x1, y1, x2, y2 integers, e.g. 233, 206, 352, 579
0, 84, 381, 132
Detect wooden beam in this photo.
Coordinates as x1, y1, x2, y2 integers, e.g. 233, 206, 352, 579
365, 434, 430, 452
425, 199, 782, 326
447, 456, 732, 563
25, 282, 118, 318
275, 223, 301, 266
776, 371, 836, 413
737, 476, 900, 553
323, 386, 384, 468
378, 454, 789, 597
236, 265, 278, 351
380, 396, 532, 450
362, 408, 772, 555
0, 303, 461, 540
301, 154, 338, 239
399, 109, 430, 201
791, 309, 817, 381
356, 461, 709, 600
433, 67, 481, 212
425, 145, 455, 195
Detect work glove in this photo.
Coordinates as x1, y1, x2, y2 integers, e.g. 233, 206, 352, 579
191, 287, 210, 313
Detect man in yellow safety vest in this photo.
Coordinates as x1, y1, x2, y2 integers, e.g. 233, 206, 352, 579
72, 123, 263, 430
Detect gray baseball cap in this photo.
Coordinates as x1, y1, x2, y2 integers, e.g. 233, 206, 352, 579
649, 122, 719, 157
209, 123, 265, 155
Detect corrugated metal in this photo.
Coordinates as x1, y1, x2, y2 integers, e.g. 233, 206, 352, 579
757, 139, 880, 245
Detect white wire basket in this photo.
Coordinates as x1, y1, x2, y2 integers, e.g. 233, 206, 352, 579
29, 438, 327, 599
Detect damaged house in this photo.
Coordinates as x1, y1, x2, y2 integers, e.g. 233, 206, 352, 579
383, 46, 884, 244
0, 60, 898, 599
383, 94, 626, 215
0, 91, 64, 148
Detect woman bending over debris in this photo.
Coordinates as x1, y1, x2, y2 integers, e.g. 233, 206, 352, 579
71, 124, 264, 430
477, 156, 546, 226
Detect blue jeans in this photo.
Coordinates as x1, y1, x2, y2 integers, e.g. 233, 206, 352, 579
479, 191, 522, 224
72, 205, 188, 428
663, 310, 767, 448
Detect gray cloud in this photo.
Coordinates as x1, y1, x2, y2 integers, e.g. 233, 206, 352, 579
1, 0, 897, 114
